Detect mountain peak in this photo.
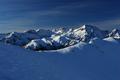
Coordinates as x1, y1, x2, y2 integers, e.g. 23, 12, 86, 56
108, 28, 120, 39
72, 25, 105, 42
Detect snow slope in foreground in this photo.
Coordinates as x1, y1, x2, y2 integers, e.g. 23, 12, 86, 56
0, 38, 120, 80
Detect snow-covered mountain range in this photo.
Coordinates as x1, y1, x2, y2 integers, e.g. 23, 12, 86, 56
0, 36, 120, 80
0, 24, 120, 80
0, 24, 120, 51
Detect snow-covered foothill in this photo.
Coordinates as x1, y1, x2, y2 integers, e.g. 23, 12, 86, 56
25, 38, 53, 50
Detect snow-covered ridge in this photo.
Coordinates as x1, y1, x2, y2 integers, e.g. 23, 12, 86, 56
0, 24, 120, 51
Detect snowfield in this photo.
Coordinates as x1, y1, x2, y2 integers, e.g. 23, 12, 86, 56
0, 37, 120, 80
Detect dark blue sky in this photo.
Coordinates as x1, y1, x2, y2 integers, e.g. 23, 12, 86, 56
0, 0, 120, 32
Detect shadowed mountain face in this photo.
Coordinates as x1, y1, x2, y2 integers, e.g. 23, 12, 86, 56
0, 25, 120, 51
